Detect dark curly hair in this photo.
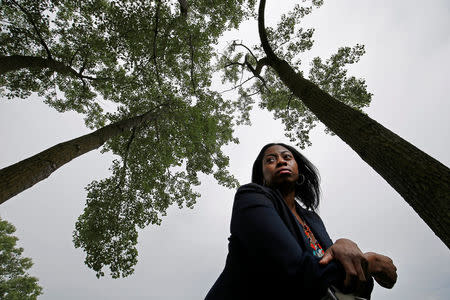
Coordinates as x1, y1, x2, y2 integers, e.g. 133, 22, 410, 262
251, 143, 321, 211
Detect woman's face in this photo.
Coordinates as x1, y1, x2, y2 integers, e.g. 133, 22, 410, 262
262, 145, 299, 187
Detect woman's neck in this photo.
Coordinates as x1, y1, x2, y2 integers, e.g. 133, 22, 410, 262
279, 186, 296, 212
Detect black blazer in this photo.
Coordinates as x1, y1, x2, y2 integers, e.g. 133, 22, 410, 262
205, 183, 346, 300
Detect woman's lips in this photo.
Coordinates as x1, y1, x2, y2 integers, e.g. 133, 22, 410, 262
277, 169, 292, 175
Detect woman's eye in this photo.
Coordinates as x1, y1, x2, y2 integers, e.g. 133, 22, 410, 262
266, 157, 275, 163
284, 154, 292, 160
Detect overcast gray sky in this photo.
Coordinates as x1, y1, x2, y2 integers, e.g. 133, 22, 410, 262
1, 1, 449, 299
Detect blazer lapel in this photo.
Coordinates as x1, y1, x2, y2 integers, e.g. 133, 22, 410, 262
268, 186, 333, 251
270, 189, 308, 251
297, 205, 333, 250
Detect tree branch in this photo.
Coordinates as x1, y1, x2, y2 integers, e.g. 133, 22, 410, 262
8, 0, 53, 59
69, 48, 81, 67
0, 55, 107, 81
255, 56, 270, 75
117, 126, 137, 190
189, 34, 197, 93
152, 0, 163, 87
232, 42, 258, 61
258, 0, 279, 63
286, 93, 294, 117
244, 55, 270, 91
221, 54, 270, 92
159, 0, 189, 57
178, 0, 189, 17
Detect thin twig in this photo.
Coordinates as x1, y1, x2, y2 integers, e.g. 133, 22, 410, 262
247, 90, 261, 97
219, 76, 255, 94
223, 61, 245, 68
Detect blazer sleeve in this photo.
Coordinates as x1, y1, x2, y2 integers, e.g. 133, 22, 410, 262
231, 186, 345, 294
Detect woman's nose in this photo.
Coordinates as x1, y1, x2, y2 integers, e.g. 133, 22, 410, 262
276, 158, 287, 166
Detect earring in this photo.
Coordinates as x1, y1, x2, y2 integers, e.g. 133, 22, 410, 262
263, 179, 267, 186
296, 174, 305, 186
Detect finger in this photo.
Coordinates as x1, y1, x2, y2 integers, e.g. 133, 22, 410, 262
341, 261, 358, 290
319, 250, 334, 265
374, 273, 396, 289
354, 258, 367, 283
355, 278, 370, 296
375, 276, 393, 289
384, 281, 395, 289
387, 270, 398, 287
343, 272, 358, 293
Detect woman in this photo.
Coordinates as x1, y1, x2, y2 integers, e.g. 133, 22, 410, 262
206, 143, 397, 300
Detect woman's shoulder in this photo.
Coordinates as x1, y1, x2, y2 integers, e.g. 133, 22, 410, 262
237, 183, 269, 193
233, 183, 279, 210
236, 183, 283, 199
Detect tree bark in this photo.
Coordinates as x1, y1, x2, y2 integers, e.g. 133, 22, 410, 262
258, 0, 450, 248
0, 109, 159, 205
0, 55, 88, 78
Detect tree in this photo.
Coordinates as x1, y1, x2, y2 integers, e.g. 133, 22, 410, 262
219, 0, 450, 247
0, 217, 43, 299
0, 0, 257, 278
0, 107, 162, 204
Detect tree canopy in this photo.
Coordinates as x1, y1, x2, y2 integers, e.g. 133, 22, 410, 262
1, 0, 258, 278
0, 217, 43, 299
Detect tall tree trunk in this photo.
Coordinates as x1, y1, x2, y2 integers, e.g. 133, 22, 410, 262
0, 109, 159, 205
258, 0, 450, 248
0, 55, 84, 78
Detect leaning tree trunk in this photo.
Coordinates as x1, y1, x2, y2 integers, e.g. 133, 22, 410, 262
258, 0, 450, 248
0, 55, 85, 77
0, 109, 159, 205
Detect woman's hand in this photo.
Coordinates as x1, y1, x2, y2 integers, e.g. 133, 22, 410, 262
364, 252, 398, 289
319, 238, 369, 294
